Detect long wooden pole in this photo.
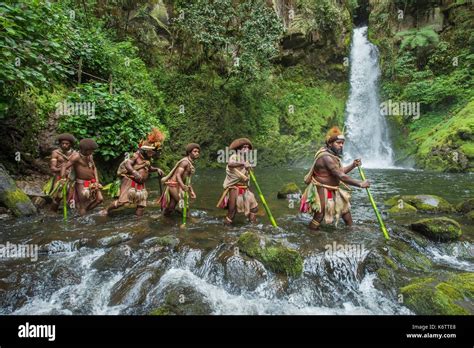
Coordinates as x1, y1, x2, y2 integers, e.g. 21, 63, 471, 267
358, 166, 390, 240
249, 170, 278, 227
62, 182, 68, 222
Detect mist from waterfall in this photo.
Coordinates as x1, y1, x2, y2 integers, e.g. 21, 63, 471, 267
344, 26, 395, 168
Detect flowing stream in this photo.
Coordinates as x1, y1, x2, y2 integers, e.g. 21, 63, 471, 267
0, 168, 472, 315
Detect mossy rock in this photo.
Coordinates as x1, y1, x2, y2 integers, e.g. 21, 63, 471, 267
387, 239, 432, 272
155, 235, 180, 249
0, 166, 37, 217
400, 273, 474, 315
277, 182, 301, 199
237, 231, 303, 277
465, 210, 474, 221
150, 284, 212, 315
410, 217, 462, 242
387, 202, 417, 215
384, 194, 453, 212
149, 306, 173, 316
456, 198, 474, 213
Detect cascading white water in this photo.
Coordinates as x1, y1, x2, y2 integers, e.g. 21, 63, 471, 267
344, 26, 394, 168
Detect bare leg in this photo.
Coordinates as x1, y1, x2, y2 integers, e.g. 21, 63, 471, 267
136, 205, 145, 217
86, 191, 103, 212
100, 200, 125, 216
248, 206, 258, 223
342, 212, 353, 226
309, 187, 326, 230
164, 187, 180, 216
225, 189, 238, 225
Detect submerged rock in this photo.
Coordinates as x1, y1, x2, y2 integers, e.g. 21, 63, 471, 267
387, 239, 433, 273
387, 202, 417, 215
237, 231, 303, 277
456, 198, 474, 214
149, 306, 173, 315
385, 194, 453, 213
225, 255, 268, 291
465, 211, 474, 221
0, 165, 37, 217
277, 182, 301, 199
92, 245, 134, 272
150, 284, 212, 315
98, 233, 132, 247
410, 217, 462, 242
400, 273, 474, 315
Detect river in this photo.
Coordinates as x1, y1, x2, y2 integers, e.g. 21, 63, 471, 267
0, 167, 472, 315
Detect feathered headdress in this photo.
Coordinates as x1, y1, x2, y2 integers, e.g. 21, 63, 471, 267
325, 126, 345, 144
139, 128, 165, 150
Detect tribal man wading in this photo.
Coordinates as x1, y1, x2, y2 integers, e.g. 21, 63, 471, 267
300, 127, 370, 230
60, 138, 103, 216
47, 133, 76, 212
160, 143, 200, 216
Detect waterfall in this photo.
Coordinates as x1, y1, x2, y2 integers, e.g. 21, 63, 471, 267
344, 26, 394, 168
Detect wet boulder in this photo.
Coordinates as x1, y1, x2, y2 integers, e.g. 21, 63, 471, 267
456, 198, 474, 214
110, 265, 168, 307
385, 194, 453, 213
149, 284, 212, 315
400, 273, 474, 315
410, 217, 462, 242
384, 239, 432, 273
387, 202, 417, 215
92, 245, 134, 272
277, 182, 301, 199
143, 235, 179, 250
465, 211, 474, 221
0, 165, 37, 217
225, 255, 268, 291
98, 233, 132, 247
237, 231, 303, 277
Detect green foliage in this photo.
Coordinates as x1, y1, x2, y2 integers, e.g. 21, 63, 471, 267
0, 1, 75, 95
396, 26, 439, 68
58, 83, 165, 161
172, 0, 283, 81
292, 0, 347, 35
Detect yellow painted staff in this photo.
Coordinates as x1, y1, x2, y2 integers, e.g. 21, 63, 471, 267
62, 181, 68, 221
249, 170, 278, 227
357, 166, 390, 240
181, 177, 190, 228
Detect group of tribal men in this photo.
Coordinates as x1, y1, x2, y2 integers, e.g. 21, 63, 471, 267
46, 127, 369, 230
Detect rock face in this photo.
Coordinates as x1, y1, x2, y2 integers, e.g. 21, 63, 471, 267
237, 231, 303, 277
410, 217, 462, 242
0, 165, 37, 217
400, 273, 474, 315
272, 0, 352, 80
385, 194, 453, 213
